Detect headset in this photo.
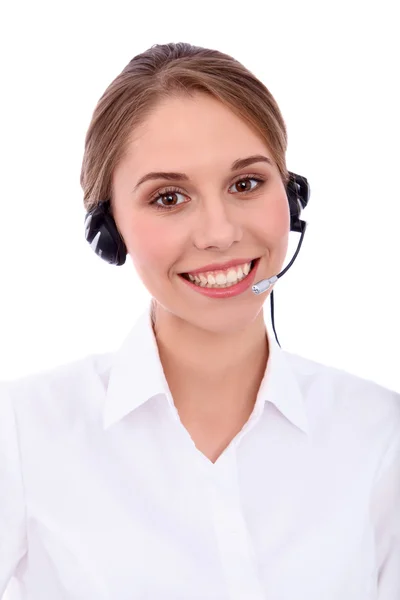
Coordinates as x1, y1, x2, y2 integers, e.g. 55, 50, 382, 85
84, 171, 310, 347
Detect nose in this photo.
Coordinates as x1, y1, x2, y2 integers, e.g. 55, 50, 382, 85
192, 197, 243, 251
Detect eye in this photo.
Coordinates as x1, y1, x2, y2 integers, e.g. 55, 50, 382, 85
229, 176, 264, 194
149, 189, 188, 210
148, 175, 266, 211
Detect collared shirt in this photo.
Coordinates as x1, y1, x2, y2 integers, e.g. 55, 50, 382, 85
1, 301, 399, 600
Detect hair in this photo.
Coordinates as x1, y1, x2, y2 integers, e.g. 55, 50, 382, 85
80, 42, 290, 214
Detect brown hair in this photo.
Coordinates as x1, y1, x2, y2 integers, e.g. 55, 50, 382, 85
80, 42, 290, 214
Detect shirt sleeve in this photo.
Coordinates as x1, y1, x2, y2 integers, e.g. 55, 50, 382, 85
370, 422, 400, 599
0, 383, 28, 596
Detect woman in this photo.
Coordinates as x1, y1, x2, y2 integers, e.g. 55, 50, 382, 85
1, 42, 399, 600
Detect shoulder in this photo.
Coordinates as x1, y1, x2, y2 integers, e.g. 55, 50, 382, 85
284, 350, 400, 446
284, 349, 400, 410
0, 351, 114, 430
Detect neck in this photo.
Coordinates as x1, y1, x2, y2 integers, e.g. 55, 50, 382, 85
151, 303, 269, 414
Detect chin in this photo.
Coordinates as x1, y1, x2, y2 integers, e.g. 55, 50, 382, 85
174, 300, 265, 335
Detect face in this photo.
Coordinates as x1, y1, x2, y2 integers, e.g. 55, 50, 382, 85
111, 92, 290, 334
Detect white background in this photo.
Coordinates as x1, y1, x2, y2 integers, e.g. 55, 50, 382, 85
0, 1, 399, 597
0, 0, 399, 401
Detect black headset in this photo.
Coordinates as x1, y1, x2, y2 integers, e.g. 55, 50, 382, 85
84, 171, 310, 345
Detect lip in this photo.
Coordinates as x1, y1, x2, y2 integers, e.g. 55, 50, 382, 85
178, 258, 261, 299
180, 257, 256, 276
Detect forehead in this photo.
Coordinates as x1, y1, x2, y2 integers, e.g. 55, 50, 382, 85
122, 93, 270, 171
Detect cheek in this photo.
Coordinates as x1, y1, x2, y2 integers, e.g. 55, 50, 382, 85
126, 219, 179, 273
275, 203, 291, 260
258, 192, 291, 245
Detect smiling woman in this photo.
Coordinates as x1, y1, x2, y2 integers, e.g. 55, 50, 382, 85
111, 92, 290, 338
1, 41, 399, 600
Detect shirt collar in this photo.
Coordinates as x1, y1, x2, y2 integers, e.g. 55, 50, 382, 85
102, 301, 309, 435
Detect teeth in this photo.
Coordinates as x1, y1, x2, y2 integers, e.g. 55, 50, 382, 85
207, 274, 216, 285
226, 269, 238, 283
186, 261, 254, 288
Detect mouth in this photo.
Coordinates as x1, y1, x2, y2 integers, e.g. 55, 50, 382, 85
178, 258, 259, 290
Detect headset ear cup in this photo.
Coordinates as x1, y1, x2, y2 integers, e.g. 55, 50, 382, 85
99, 214, 128, 266
286, 172, 310, 233
84, 201, 127, 266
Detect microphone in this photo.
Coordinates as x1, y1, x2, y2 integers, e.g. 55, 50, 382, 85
252, 222, 307, 295
252, 275, 278, 295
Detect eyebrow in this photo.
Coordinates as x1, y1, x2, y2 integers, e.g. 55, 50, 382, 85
132, 154, 274, 192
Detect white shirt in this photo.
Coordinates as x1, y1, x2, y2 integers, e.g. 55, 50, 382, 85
1, 302, 400, 600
